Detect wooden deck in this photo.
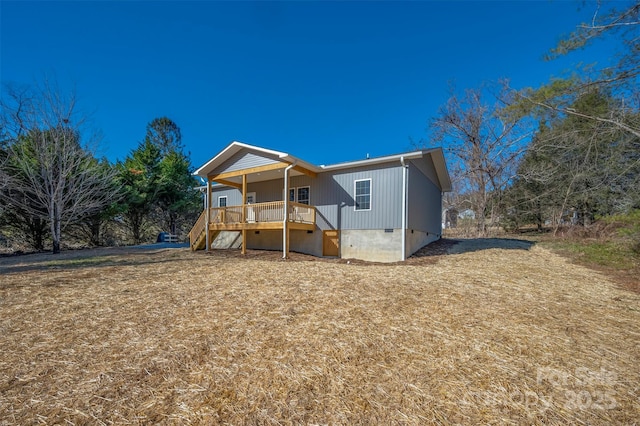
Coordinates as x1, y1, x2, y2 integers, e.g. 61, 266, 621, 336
189, 201, 316, 250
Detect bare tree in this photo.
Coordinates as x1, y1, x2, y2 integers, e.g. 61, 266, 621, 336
145, 117, 183, 156
519, 1, 640, 138
429, 84, 532, 236
0, 80, 119, 253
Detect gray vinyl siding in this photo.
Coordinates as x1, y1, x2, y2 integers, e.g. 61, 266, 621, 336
407, 159, 442, 234
210, 161, 428, 232
314, 163, 403, 231
289, 175, 314, 191
245, 179, 283, 203
209, 186, 242, 206
213, 151, 280, 176
210, 177, 315, 206
253, 175, 315, 203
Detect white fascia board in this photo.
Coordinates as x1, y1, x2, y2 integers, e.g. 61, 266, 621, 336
193, 141, 240, 177
235, 141, 289, 158
320, 150, 426, 171
279, 155, 322, 173
192, 183, 230, 192
194, 140, 322, 177
194, 141, 290, 178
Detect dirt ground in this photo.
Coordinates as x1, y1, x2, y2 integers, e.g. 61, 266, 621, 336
0, 239, 638, 424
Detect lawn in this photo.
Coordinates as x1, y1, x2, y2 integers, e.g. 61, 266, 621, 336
0, 241, 638, 424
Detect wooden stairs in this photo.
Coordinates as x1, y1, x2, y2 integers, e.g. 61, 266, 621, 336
191, 229, 207, 251
189, 210, 208, 251
189, 229, 222, 251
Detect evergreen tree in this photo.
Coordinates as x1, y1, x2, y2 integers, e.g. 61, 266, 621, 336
157, 150, 200, 235
117, 117, 199, 243
117, 139, 162, 244
506, 89, 640, 230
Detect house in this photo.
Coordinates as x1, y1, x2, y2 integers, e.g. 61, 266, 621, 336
457, 209, 476, 220
189, 141, 451, 262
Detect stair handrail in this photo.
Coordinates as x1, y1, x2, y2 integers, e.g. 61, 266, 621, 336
189, 209, 208, 249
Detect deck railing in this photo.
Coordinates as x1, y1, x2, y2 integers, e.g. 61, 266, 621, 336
208, 201, 315, 226
287, 201, 316, 224
188, 209, 207, 249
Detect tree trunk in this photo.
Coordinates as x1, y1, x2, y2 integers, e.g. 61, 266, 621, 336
89, 217, 101, 246
131, 212, 143, 244
52, 203, 61, 254
170, 212, 177, 235
29, 218, 46, 251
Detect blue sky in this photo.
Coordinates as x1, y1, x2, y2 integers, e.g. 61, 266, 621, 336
1, 1, 618, 169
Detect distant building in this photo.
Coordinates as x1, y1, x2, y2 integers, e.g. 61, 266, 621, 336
458, 209, 476, 220
442, 208, 459, 229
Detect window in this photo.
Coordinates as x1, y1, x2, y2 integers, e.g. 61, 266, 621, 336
287, 186, 311, 204
297, 186, 310, 205
218, 196, 227, 207
354, 179, 371, 211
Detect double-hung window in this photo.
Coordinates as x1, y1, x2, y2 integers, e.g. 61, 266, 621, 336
354, 179, 371, 211
218, 196, 227, 207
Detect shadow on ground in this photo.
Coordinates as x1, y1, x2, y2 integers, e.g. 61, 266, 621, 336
410, 238, 535, 259
0, 244, 189, 275
448, 238, 535, 254
0, 239, 537, 275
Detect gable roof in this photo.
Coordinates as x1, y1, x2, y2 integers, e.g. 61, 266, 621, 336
195, 141, 451, 191
194, 141, 320, 178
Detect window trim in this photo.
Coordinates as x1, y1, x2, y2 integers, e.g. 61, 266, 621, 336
286, 186, 311, 205
218, 196, 227, 208
354, 178, 372, 211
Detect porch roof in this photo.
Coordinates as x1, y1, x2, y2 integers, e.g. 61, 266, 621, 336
193, 141, 320, 182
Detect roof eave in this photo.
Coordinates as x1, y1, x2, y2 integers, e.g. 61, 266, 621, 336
320, 150, 426, 171
428, 148, 452, 192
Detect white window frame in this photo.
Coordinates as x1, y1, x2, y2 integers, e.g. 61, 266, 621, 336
218, 196, 227, 207
354, 178, 372, 211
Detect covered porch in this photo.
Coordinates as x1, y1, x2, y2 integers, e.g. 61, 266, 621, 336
189, 201, 316, 251
188, 142, 320, 257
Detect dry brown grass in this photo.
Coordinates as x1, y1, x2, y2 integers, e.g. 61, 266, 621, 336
0, 242, 638, 425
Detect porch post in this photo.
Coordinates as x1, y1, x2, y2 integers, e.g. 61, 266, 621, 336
242, 174, 247, 255
205, 178, 212, 252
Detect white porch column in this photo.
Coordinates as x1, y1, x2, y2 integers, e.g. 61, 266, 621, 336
283, 162, 296, 258
205, 178, 212, 252
401, 156, 408, 261
242, 174, 247, 255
